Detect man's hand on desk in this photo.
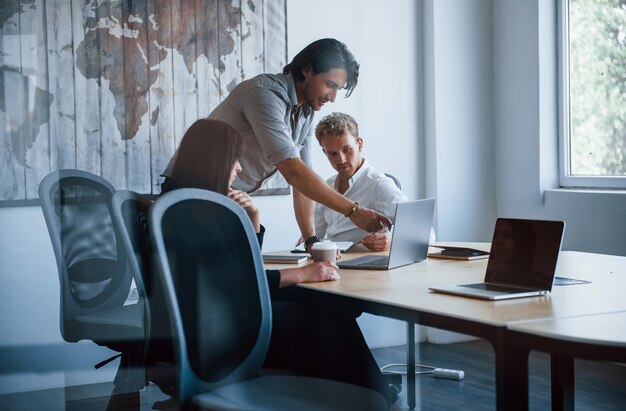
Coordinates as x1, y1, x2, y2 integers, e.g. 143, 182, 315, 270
278, 261, 340, 288
361, 227, 392, 252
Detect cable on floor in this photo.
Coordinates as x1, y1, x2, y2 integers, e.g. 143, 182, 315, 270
380, 363, 436, 375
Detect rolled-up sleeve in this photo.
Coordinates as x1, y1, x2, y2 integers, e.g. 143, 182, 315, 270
242, 87, 301, 167
299, 129, 313, 167
265, 269, 281, 293
314, 202, 328, 239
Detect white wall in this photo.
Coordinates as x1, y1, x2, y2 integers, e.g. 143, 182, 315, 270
493, 0, 626, 256
0, 207, 58, 347
423, 0, 496, 242
0, 206, 120, 394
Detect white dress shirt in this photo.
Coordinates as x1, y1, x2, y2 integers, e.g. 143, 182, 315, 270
314, 160, 408, 244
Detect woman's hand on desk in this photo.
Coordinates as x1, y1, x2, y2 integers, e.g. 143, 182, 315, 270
278, 261, 339, 288
361, 230, 391, 252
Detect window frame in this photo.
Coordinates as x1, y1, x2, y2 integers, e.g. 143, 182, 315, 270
558, 0, 626, 189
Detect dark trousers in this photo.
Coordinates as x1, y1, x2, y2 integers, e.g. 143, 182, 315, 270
263, 297, 392, 405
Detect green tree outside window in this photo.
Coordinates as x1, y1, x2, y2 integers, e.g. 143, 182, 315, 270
570, 0, 626, 176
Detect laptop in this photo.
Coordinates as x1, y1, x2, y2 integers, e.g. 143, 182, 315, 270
429, 218, 565, 300
337, 198, 435, 270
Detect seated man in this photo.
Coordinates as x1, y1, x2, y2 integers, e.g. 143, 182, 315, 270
314, 112, 427, 251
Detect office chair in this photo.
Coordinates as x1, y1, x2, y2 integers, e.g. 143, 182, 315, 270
111, 190, 177, 398
39, 170, 147, 402
384, 173, 402, 190
150, 188, 388, 410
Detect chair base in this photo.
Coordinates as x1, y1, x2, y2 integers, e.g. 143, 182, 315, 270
191, 375, 388, 411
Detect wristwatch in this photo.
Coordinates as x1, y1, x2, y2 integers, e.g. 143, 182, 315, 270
304, 235, 322, 249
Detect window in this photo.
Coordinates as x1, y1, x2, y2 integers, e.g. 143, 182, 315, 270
559, 0, 626, 188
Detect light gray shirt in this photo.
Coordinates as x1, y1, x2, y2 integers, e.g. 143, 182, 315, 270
163, 73, 314, 193
314, 160, 409, 244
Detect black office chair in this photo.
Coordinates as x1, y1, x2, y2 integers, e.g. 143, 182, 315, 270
39, 170, 147, 403
149, 188, 388, 410
111, 190, 177, 399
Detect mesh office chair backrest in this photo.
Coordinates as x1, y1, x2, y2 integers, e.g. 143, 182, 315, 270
39, 169, 132, 342
112, 190, 175, 363
111, 190, 153, 341
112, 190, 182, 397
150, 189, 271, 402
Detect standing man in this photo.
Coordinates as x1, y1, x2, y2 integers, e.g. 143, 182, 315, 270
162, 38, 390, 250
314, 112, 416, 251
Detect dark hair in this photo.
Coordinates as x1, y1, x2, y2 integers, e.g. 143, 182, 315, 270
283, 38, 360, 97
167, 119, 243, 195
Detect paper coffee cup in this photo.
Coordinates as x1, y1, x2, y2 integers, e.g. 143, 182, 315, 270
310, 240, 338, 263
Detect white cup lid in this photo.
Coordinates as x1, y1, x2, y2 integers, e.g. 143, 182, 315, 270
311, 240, 337, 250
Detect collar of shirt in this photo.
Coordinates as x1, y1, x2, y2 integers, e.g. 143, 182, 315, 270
335, 159, 370, 192
285, 72, 298, 107
286, 72, 312, 117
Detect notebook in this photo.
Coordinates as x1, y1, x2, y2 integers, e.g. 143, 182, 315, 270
429, 218, 565, 300
262, 254, 308, 264
337, 198, 435, 270
291, 241, 353, 253
428, 245, 490, 261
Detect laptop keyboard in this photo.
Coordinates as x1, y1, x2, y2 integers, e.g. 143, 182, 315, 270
351, 256, 389, 267
460, 283, 531, 293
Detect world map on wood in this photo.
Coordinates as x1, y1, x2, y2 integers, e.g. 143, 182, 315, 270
0, 0, 287, 201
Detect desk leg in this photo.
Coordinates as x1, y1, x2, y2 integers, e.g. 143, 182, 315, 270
505, 345, 530, 411
492, 330, 515, 411
551, 354, 575, 411
407, 322, 416, 409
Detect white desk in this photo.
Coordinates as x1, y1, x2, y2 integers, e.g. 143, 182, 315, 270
509, 311, 626, 347
268, 247, 626, 410
507, 311, 626, 411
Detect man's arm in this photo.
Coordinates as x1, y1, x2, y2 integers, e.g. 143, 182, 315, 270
313, 196, 328, 240
277, 158, 391, 233
292, 187, 315, 240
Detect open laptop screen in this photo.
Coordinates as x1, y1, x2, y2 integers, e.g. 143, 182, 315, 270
485, 218, 565, 290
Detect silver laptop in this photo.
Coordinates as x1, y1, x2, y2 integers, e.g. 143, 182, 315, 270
337, 198, 435, 270
429, 218, 565, 300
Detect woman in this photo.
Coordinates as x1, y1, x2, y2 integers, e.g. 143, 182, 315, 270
162, 118, 339, 289
163, 119, 397, 406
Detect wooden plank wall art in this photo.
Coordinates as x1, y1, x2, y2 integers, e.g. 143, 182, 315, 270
0, 0, 289, 202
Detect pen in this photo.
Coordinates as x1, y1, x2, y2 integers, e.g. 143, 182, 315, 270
372, 221, 391, 235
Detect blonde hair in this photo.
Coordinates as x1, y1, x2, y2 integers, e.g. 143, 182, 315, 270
315, 112, 360, 144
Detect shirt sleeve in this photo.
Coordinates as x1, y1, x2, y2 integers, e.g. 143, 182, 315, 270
299, 124, 313, 168
314, 202, 328, 239
241, 87, 301, 167
258, 225, 281, 292
373, 179, 409, 222
265, 269, 281, 293
256, 225, 266, 248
